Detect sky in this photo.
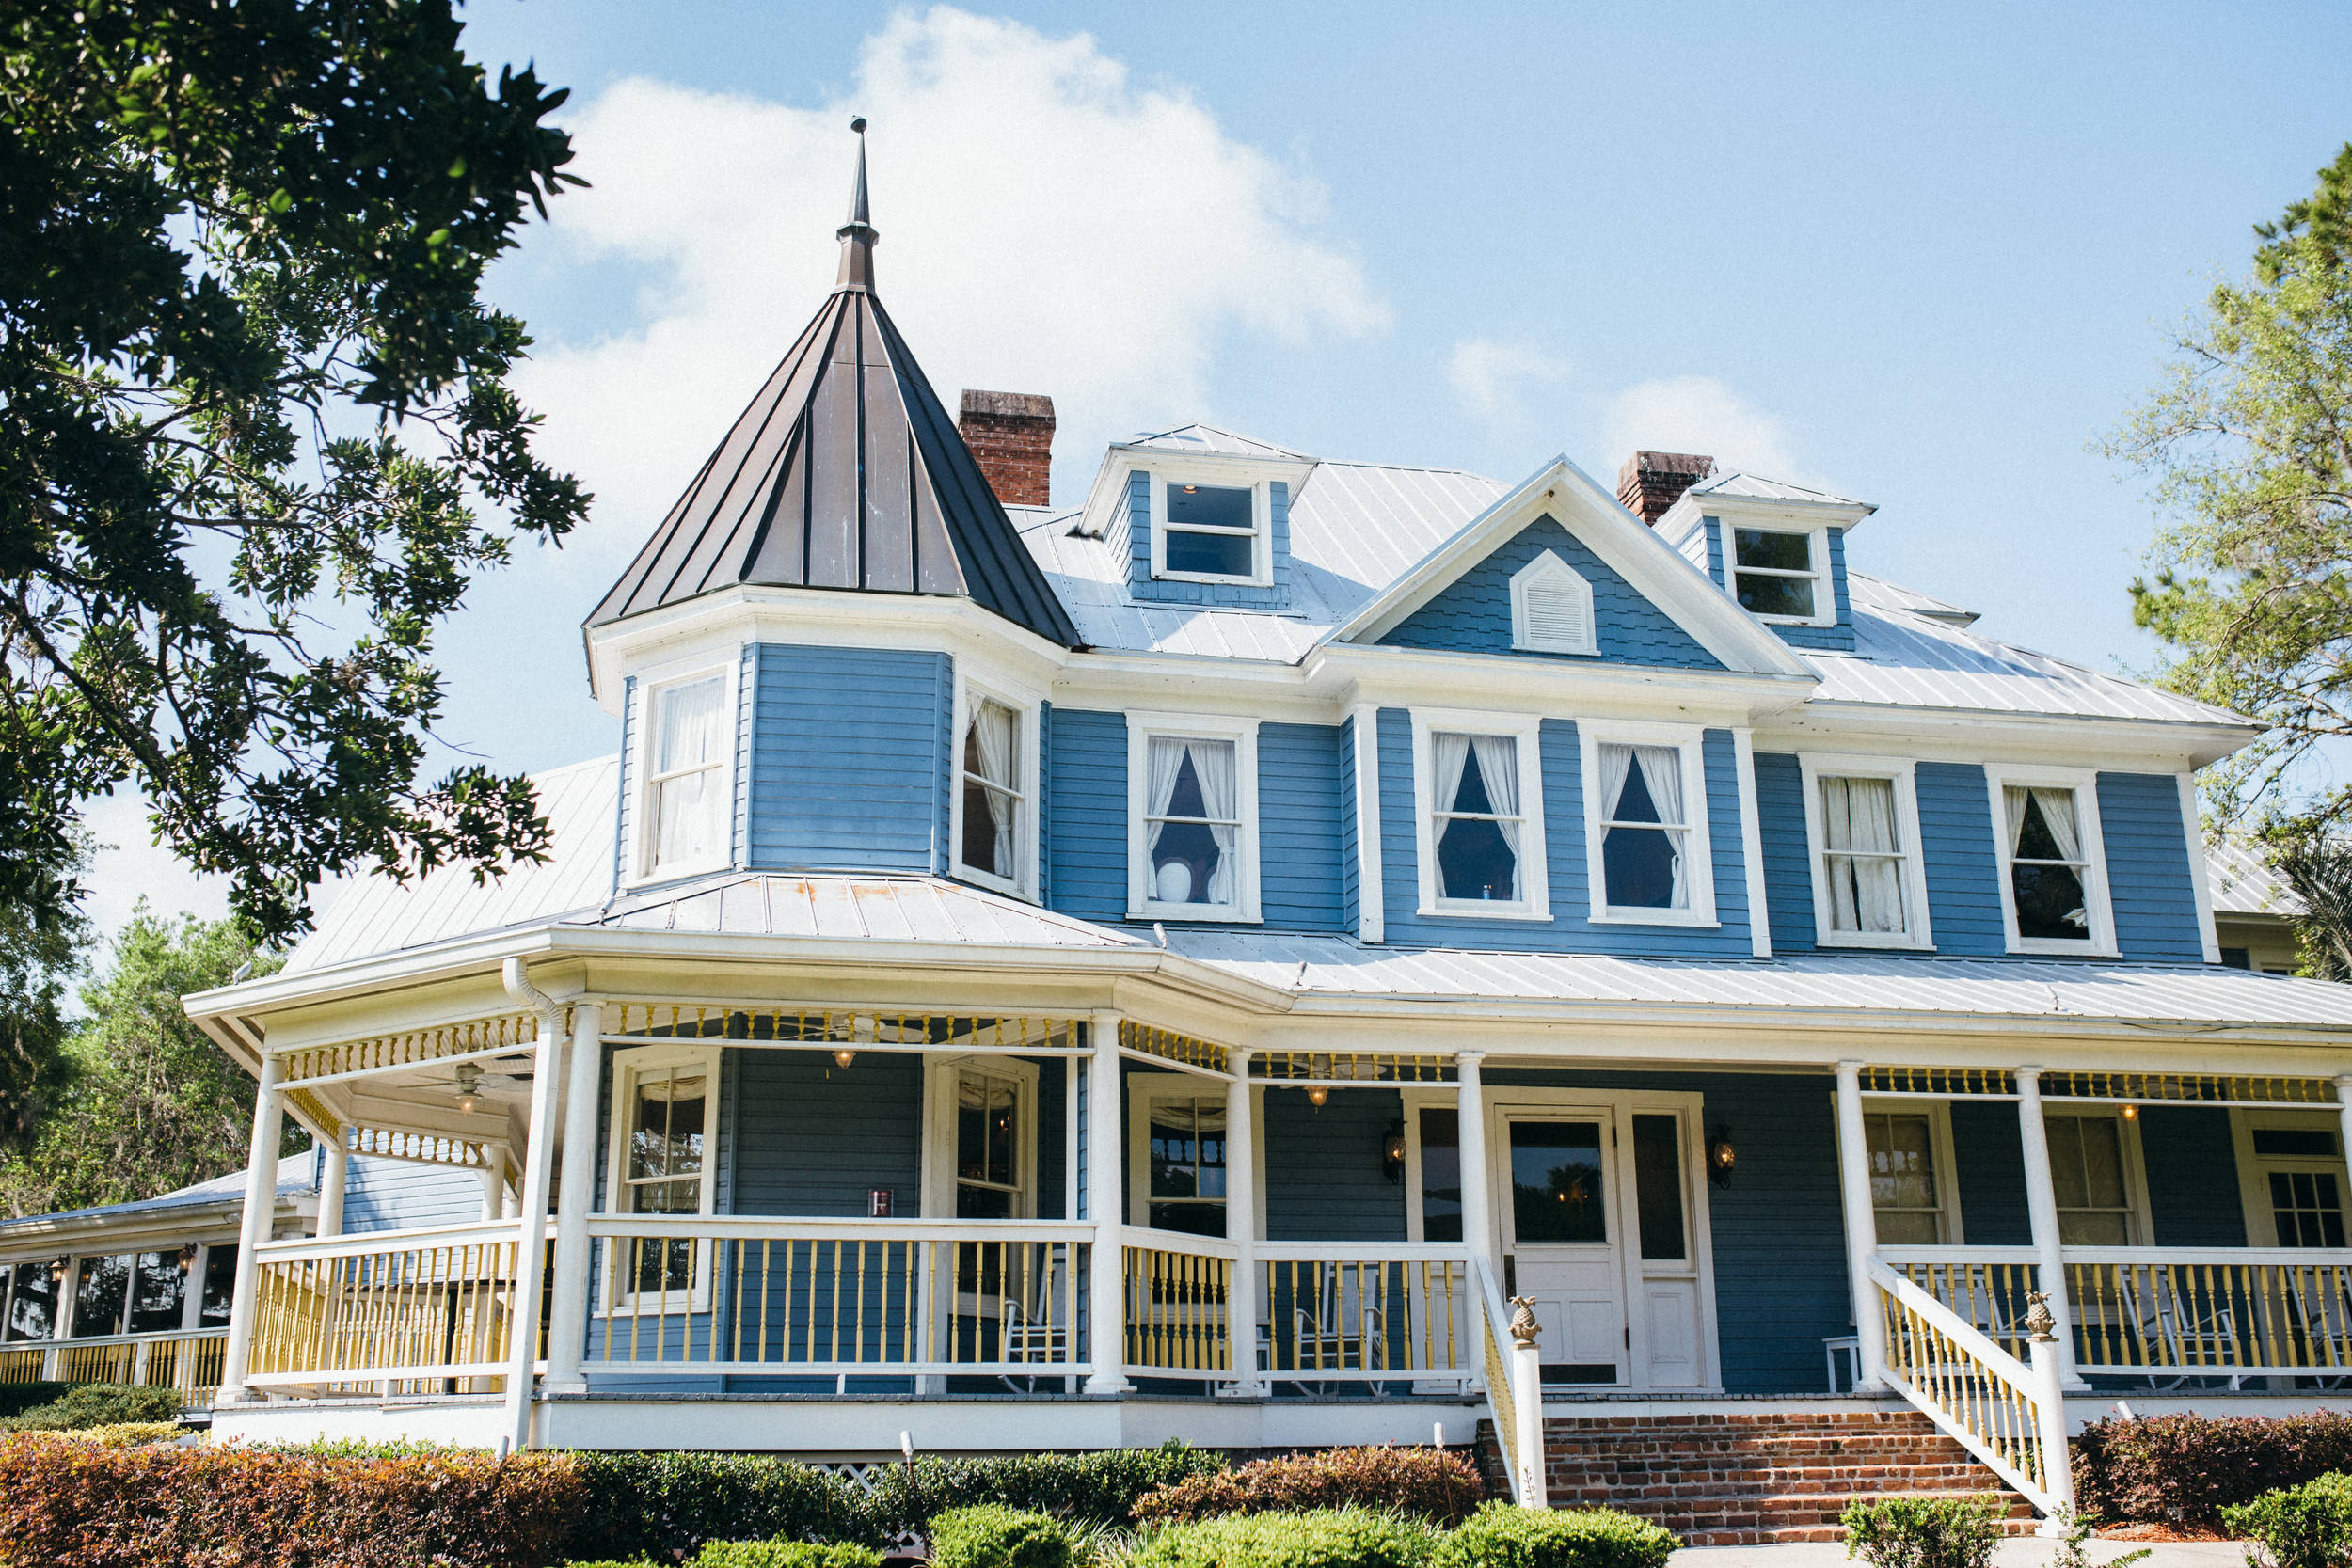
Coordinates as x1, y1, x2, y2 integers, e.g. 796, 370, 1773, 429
81, 0, 2352, 952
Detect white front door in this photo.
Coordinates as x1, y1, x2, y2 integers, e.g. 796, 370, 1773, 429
1502, 1110, 1628, 1386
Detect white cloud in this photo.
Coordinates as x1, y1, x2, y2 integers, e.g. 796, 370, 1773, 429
1447, 337, 1570, 424
1598, 375, 1797, 478
508, 7, 1387, 578
78, 789, 232, 958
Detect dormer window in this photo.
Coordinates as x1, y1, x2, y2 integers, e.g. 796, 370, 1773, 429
1509, 550, 1597, 655
1729, 527, 1827, 624
1151, 474, 1271, 585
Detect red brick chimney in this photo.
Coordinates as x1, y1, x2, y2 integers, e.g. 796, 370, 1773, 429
1616, 450, 1715, 525
959, 390, 1055, 508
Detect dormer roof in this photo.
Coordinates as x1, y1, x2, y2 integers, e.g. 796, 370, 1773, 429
585, 126, 1081, 649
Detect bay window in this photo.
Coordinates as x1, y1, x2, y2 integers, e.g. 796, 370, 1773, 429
1800, 756, 1931, 948
642, 672, 732, 877
1413, 710, 1548, 919
1581, 723, 1714, 925
1987, 768, 2113, 953
1127, 715, 1260, 921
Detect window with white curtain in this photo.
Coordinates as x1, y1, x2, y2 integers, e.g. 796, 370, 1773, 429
1128, 718, 1259, 920
1801, 756, 1929, 949
1432, 733, 1525, 903
2045, 1114, 2137, 1244
608, 1050, 716, 1306
644, 673, 730, 874
956, 694, 1026, 892
1597, 742, 1690, 911
1988, 770, 2111, 951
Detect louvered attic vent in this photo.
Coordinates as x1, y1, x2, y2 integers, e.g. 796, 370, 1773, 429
1510, 550, 1597, 655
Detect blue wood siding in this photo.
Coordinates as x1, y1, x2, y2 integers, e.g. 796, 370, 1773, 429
731, 645, 756, 867
1771, 529, 1858, 653
1127, 473, 1293, 609
1486, 1069, 1851, 1394
1703, 516, 1724, 587
1753, 752, 1818, 952
341, 1155, 485, 1233
612, 676, 637, 885
1916, 762, 2008, 957
2098, 772, 2207, 962
1259, 721, 1347, 932
1379, 516, 1724, 669
2141, 1107, 2249, 1246
1263, 1087, 1407, 1242
1338, 714, 1361, 935
1376, 710, 1751, 956
745, 644, 950, 874
732, 1049, 924, 1217
1043, 707, 1127, 920
1948, 1101, 2030, 1246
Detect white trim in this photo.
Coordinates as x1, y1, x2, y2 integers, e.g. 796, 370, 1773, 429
922, 1053, 1042, 1221
1351, 703, 1385, 944
1986, 766, 2118, 957
628, 658, 740, 887
602, 1043, 723, 1313
1410, 707, 1551, 921
1578, 718, 1718, 927
1148, 470, 1275, 588
1725, 522, 1836, 628
1797, 753, 1934, 952
1124, 711, 1263, 923
1732, 728, 1772, 958
948, 671, 1042, 902
1855, 1098, 1965, 1246
1508, 550, 1598, 656
2181, 772, 2222, 964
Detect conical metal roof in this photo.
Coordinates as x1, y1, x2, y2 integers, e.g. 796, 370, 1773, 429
586, 125, 1082, 647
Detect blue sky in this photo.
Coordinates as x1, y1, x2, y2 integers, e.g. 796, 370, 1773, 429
86, 0, 2352, 942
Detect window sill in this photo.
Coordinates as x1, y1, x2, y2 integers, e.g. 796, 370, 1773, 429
1752, 613, 1837, 629
2006, 939, 2118, 958
1418, 901, 1552, 922
1150, 568, 1272, 589
952, 863, 1037, 905
1587, 910, 1721, 929
1816, 933, 1934, 953
1129, 904, 1263, 925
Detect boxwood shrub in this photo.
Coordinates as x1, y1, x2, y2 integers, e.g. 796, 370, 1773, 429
0, 1382, 183, 1432
1134, 1447, 1484, 1526
928, 1505, 1075, 1568
691, 1544, 885, 1568
1838, 1496, 2004, 1568
2222, 1473, 2352, 1568
1132, 1505, 1439, 1568
565, 1451, 875, 1560
2075, 1413, 2352, 1529
1431, 1503, 1677, 1568
871, 1443, 1229, 1532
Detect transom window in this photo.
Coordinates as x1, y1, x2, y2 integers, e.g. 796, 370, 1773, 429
645, 673, 730, 874
2002, 784, 2093, 943
1598, 742, 1690, 911
2045, 1115, 2134, 1245
1145, 1096, 1228, 1236
1730, 528, 1820, 620
1433, 733, 1524, 904
1162, 481, 1258, 578
955, 1068, 1025, 1219
615, 1055, 712, 1298
1865, 1111, 1947, 1244
957, 695, 1026, 891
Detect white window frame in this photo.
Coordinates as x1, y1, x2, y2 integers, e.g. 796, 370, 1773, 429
1985, 765, 2116, 956
632, 660, 739, 885
922, 1054, 1041, 1221
1854, 1099, 1964, 1246
1799, 753, 1933, 951
1579, 719, 1717, 927
1149, 471, 1274, 587
1125, 711, 1262, 923
1412, 708, 1550, 920
1127, 1071, 1238, 1237
2040, 1108, 2150, 1247
1509, 550, 1598, 656
602, 1044, 722, 1313
1725, 522, 1835, 627
948, 673, 1041, 901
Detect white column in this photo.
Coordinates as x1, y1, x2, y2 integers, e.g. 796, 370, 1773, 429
2335, 1077, 2352, 1192
1085, 1010, 1132, 1393
480, 1155, 507, 1222
215, 1052, 285, 1404
2026, 1296, 2078, 1530
545, 1002, 603, 1395
1351, 702, 1385, 944
1833, 1061, 1889, 1389
317, 1141, 347, 1239
2015, 1068, 2085, 1388
502, 1008, 568, 1452
1224, 1049, 1260, 1394
1456, 1052, 1495, 1270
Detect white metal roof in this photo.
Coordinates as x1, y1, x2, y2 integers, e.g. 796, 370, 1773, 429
1164, 929, 2352, 1030
584, 871, 1146, 949
2208, 839, 2304, 918
1122, 423, 1312, 460
1688, 470, 1873, 510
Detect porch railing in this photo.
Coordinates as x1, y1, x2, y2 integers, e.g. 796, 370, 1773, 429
1883, 1247, 2041, 1362
1868, 1259, 2057, 1512
1121, 1229, 1235, 1377
1471, 1256, 1546, 1508
1258, 1243, 1473, 1386
0, 1329, 228, 1411
587, 1216, 1091, 1379
247, 1220, 530, 1390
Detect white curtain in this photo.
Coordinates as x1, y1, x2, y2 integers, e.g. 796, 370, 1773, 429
1192, 739, 1239, 907
1633, 743, 1688, 908
1145, 736, 1188, 873
1469, 735, 1520, 899
971, 702, 1019, 873
653, 677, 727, 866
2003, 785, 2030, 858
2030, 787, 2081, 863
1599, 743, 1635, 828
1823, 776, 1904, 933
1434, 734, 1471, 820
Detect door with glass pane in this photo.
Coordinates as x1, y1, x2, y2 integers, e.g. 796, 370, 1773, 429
1500, 1112, 1627, 1386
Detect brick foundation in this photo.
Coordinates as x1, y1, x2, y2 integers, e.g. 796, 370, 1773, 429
1481, 1407, 2036, 1546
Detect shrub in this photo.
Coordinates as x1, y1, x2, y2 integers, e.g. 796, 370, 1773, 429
0, 1431, 586, 1567
0, 1381, 75, 1418
566, 1451, 875, 1560
1134, 1447, 1483, 1527
694, 1544, 885, 1568
2074, 1413, 2352, 1529
1432, 1503, 1677, 1568
80, 1422, 183, 1448
869, 1444, 1229, 1533
1839, 1496, 2004, 1568
2223, 1474, 2352, 1568
0, 1382, 183, 1432
930, 1505, 1076, 1568
1131, 1506, 1438, 1568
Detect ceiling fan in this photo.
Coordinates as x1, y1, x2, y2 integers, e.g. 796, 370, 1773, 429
413, 1058, 533, 1114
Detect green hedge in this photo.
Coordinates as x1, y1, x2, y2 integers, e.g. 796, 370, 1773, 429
1134, 1447, 1484, 1526
2224, 1473, 2352, 1568
0, 1383, 183, 1432
691, 1544, 885, 1568
1839, 1496, 2004, 1568
1132, 1506, 1439, 1568
1431, 1504, 1677, 1568
872, 1444, 1228, 1531
928, 1505, 1075, 1568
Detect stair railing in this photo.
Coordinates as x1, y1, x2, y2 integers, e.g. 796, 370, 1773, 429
1867, 1258, 2073, 1522
1471, 1257, 1547, 1508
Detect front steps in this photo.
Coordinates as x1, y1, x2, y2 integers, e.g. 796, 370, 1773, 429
1483, 1406, 2037, 1545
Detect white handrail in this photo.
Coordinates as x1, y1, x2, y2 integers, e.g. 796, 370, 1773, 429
1867, 1259, 2059, 1514
1256, 1241, 1474, 1262
1470, 1256, 1547, 1509
588, 1216, 1091, 1243
254, 1218, 542, 1260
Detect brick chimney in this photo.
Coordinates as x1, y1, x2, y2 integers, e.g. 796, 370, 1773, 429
959, 390, 1055, 508
1616, 450, 1715, 525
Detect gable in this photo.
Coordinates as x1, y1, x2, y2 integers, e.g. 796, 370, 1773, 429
1376, 516, 1724, 670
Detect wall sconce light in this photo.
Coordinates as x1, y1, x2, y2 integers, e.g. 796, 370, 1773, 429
1382, 1120, 1406, 1181
833, 1048, 858, 1070
1307, 1085, 1329, 1108
2120, 1103, 2137, 1120
1706, 1125, 1736, 1187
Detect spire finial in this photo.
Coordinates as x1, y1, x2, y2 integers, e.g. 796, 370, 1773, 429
836, 116, 877, 291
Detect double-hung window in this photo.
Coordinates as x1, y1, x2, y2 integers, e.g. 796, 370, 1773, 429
1127, 715, 1259, 921
1132, 1085, 1229, 1237
954, 687, 1032, 896
1581, 723, 1714, 924
1728, 526, 1826, 623
955, 1066, 1027, 1219
1862, 1107, 1958, 1244
1801, 756, 1931, 948
1152, 475, 1267, 584
642, 672, 732, 877
609, 1050, 716, 1305
1414, 711, 1548, 918
1987, 768, 2113, 953
2044, 1114, 2137, 1245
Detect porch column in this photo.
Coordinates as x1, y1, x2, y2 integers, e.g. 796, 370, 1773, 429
2014, 1068, 2085, 1388
545, 1001, 603, 1396
1224, 1049, 1261, 1394
215, 1051, 285, 1405
1085, 1010, 1133, 1394
480, 1154, 508, 1221
1833, 1061, 1889, 1389
501, 996, 568, 1452
317, 1140, 347, 1239
1456, 1052, 1494, 1271
2336, 1077, 2352, 1185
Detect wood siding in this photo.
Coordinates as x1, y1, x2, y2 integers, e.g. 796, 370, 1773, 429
745, 643, 950, 875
